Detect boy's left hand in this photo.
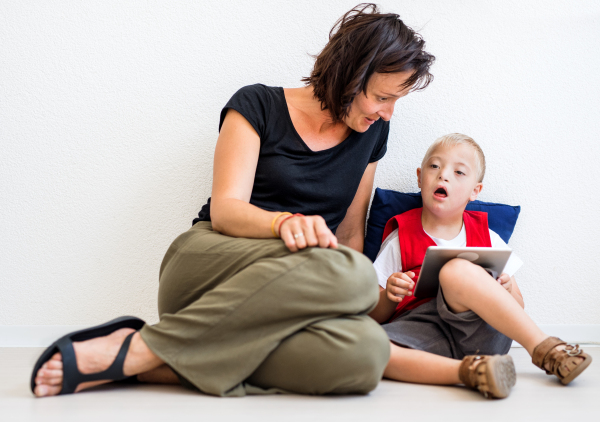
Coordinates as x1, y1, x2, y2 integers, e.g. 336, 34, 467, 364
497, 273, 513, 293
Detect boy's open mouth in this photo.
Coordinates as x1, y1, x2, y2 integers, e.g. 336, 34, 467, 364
434, 187, 447, 198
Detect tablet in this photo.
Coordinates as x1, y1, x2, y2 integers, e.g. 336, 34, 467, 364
413, 247, 513, 298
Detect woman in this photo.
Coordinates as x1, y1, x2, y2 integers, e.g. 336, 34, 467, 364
32, 4, 435, 397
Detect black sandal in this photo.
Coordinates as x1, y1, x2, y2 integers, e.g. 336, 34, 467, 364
30, 316, 145, 395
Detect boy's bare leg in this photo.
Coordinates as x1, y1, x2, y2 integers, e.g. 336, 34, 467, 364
384, 343, 461, 384
438, 259, 582, 371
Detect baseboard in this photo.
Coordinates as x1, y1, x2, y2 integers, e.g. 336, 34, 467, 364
1, 325, 599, 347
510, 325, 600, 347
0, 325, 88, 347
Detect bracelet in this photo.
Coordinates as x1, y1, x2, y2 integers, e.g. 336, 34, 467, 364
276, 213, 304, 238
271, 212, 292, 238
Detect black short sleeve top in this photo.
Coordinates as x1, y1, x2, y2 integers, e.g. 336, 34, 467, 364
193, 84, 389, 233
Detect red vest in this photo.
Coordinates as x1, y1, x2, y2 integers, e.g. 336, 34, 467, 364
381, 207, 492, 322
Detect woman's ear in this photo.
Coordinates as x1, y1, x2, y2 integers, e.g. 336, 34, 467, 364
417, 168, 422, 188
470, 183, 483, 201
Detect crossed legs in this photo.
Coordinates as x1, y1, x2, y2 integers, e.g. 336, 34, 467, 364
383, 258, 580, 384
34, 223, 389, 397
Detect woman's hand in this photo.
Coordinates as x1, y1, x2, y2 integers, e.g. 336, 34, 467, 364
278, 215, 338, 252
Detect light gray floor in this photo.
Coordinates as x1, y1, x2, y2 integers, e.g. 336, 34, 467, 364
2, 347, 599, 422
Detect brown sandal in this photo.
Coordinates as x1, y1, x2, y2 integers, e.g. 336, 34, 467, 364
459, 355, 516, 399
532, 336, 592, 385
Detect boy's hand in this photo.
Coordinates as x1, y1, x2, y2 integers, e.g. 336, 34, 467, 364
497, 273, 513, 293
386, 271, 416, 303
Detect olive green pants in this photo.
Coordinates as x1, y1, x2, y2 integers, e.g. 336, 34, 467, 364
140, 222, 390, 397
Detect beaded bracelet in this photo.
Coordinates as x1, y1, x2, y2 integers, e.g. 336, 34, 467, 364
271, 212, 292, 238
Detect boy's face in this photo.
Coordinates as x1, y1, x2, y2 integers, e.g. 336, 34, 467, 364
417, 143, 483, 217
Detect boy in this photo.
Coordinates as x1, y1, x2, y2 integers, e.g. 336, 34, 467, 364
369, 134, 591, 399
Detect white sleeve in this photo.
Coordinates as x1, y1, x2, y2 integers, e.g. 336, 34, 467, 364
373, 229, 403, 289
489, 229, 523, 277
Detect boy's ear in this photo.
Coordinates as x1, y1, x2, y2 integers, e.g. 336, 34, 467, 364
417, 168, 422, 188
469, 182, 483, 201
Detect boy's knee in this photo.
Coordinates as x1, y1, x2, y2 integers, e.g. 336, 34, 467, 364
439, 258, 479, 288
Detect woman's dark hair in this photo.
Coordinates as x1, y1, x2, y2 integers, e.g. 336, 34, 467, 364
302, 3, 435, 122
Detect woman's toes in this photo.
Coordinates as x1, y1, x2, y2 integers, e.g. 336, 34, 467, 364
36, 376, 62, 386
34, 384, 62, 397
45, 377, 63, 386
34, 385, 49, 397
34, 352, 65, 397
46, 359, 63, 370
39, 368, 62, 379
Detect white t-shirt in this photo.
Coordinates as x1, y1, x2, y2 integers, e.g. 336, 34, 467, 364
373, 224, 524, 289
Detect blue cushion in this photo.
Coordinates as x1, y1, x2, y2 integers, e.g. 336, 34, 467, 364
364, 188, 521, 262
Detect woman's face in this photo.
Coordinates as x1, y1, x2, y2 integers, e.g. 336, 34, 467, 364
344, 71, 413, 132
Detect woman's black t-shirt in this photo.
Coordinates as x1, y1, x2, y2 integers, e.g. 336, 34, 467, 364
193, 84, 389, 233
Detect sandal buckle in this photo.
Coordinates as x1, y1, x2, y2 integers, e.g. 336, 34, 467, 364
564, 344, 582, 357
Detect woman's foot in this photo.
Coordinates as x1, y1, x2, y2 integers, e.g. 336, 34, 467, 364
533, 337, 592, 385
34, 328, 160, 397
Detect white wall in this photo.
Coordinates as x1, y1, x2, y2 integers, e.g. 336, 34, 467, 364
1, 1, 599, 329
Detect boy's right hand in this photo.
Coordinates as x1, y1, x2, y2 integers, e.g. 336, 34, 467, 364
386, 271, 416, 303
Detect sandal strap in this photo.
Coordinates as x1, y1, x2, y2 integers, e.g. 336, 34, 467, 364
459, 355, 484, 389
532, 336, 566, 373
57, 336, 80, 394
58, 332, 136, 395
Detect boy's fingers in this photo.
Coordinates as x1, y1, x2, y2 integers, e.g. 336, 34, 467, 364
389, 286, 410, 296
399, 275, 415, 289
390, 277, 414, 290
393, 271, 415, 279
386, 291, 403, 302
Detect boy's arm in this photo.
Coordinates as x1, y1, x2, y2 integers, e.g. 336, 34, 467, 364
369, 229, 416, 323
369, 287, 399, 323
369, 271, 416, 323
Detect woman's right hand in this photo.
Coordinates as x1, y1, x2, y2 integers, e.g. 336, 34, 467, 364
277, 214, 338, 252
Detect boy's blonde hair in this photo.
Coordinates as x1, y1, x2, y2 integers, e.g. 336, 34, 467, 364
421, 133, 486, 182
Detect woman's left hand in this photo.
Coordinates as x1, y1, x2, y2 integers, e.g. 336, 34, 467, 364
278, 214, 338, 252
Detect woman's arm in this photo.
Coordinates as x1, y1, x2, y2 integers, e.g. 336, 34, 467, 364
335, 162, 378, 252
210, 109, 280, 238
210, 109, 337, 251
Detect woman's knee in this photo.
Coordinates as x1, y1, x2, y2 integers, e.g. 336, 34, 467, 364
248, 316, 390, 395
307, 246, 379, 304
332, 317, 390, 394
